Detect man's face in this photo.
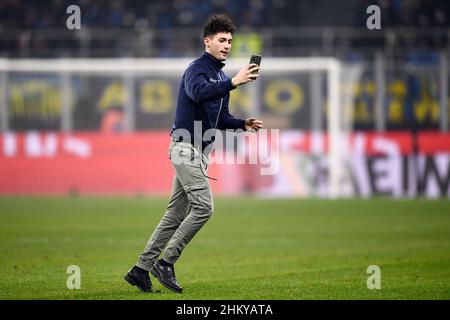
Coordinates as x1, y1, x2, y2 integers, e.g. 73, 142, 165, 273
204, 32, 232, 61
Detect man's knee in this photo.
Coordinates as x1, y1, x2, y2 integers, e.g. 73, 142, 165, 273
188, 187, 213, 217
166, 201, 190, 222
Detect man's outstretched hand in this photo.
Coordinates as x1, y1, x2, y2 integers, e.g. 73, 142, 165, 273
245, 118, 264, 132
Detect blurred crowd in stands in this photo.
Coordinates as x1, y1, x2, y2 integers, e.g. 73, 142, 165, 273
1, 0, 449, 29
0, 0, 449, 58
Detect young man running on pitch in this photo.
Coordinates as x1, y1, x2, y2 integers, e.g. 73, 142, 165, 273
125, 14, 263, 293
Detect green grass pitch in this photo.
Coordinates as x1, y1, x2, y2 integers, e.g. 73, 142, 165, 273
0, 197, 449, 300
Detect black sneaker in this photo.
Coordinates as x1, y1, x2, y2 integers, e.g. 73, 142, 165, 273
124, 266, 156, 293
150, 259, 183, 293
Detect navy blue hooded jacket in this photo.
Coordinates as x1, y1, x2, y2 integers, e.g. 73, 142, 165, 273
171, 52, 246, 152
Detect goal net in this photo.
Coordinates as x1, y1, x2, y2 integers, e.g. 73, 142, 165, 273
0, 57, 359, 198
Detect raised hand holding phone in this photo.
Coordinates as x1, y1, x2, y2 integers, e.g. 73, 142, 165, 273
231, 54, 262, 87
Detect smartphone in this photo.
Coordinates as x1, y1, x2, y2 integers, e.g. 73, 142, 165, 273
249, 54, 262, 75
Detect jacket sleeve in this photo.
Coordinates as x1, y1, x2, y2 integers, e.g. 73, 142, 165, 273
184, 65, 235, 103
217, 103, 246, 131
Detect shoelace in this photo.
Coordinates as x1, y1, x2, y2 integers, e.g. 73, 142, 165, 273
199, 161, 217, 181
190, 148, 218, 181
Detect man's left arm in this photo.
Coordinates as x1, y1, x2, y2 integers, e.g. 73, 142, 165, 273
217, 104, 245, 131
217, 104, 264, 132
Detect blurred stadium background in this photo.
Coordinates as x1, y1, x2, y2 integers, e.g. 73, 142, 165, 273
1, 0, 450, 300
0, 0, 449, 198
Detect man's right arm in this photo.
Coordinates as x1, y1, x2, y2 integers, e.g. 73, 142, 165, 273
184, 66, 235, 104
184, 63, 261, 104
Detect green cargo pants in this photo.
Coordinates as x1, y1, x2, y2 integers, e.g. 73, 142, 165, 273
136, 141, 213, 270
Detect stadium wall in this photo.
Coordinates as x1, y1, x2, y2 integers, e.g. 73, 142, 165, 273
0, 131, 449, 198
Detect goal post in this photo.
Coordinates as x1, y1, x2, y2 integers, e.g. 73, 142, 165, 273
0, 57, 346, 198
226, 58, 343, 198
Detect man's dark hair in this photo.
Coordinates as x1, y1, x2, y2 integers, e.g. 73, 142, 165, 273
203, 14, 236, 38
